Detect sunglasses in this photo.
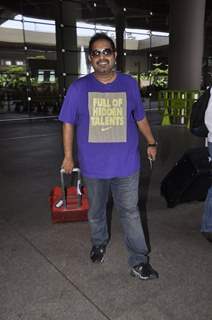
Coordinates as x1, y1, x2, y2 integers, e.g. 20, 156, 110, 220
90, 48, 114, 57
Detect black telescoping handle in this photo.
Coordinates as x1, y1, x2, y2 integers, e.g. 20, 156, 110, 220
60, 168, 82, 208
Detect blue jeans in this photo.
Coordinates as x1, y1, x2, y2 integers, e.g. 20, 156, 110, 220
83, 171, 148, 267
201, 142, 212, 232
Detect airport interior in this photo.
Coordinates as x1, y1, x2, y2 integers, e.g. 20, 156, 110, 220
0, 1, 212, 319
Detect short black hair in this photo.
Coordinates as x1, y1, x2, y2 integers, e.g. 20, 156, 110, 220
88, 33, 116, 54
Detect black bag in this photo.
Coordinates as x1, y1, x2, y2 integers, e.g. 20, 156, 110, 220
161, 147, 212, 208
190, 88, 211, 137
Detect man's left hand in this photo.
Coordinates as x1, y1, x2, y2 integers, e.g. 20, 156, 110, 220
147, 145, 157, 161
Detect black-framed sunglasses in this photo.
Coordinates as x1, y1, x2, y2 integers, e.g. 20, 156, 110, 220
90, 48, 114, 57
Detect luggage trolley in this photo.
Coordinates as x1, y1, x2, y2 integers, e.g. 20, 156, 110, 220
50, 168, 89, 223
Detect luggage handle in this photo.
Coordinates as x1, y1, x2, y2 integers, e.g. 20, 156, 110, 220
58, 168, 82, 209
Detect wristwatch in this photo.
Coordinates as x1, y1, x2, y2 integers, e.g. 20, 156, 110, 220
147, 141, 158, 147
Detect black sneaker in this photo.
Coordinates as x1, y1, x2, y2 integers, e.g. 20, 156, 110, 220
131, 263, 159, 280
90, 245, 106, 263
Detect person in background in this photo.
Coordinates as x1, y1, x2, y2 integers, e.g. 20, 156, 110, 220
59, 33, 159, 280
201, 87, 212, 243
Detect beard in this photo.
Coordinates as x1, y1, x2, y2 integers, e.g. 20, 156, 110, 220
94, 59, 115, 74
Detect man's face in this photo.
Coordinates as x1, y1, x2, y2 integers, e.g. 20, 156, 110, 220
89, 39, 116, 75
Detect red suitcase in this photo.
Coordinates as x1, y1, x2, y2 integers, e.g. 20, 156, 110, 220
50, 168, 89, 223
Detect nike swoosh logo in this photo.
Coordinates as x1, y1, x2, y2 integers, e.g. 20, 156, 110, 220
101, 127, 112, 132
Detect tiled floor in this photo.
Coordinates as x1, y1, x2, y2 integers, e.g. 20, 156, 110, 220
0, 119, 211, 320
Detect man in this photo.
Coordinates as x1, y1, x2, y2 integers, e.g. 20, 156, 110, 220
201, 87, 212, 242
59, 33, 159, 280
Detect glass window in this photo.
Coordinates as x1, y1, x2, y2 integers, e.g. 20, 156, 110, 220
16, 61, 24, 65
0, 1, 171, 120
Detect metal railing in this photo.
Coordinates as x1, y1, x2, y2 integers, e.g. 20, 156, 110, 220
158, 90, 202, 126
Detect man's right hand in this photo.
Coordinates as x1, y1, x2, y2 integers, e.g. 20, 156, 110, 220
61, 157, 74, 174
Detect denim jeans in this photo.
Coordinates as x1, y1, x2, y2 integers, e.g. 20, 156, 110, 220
201, 142, 212, 232
83, 171, 148, 267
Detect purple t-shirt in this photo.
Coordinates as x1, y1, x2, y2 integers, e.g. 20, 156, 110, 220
59, 72, 145, 178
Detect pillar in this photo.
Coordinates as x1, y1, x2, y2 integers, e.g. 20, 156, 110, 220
115, 13, 125, 72
168, 0, 206, 90
55, 0, 80, 99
